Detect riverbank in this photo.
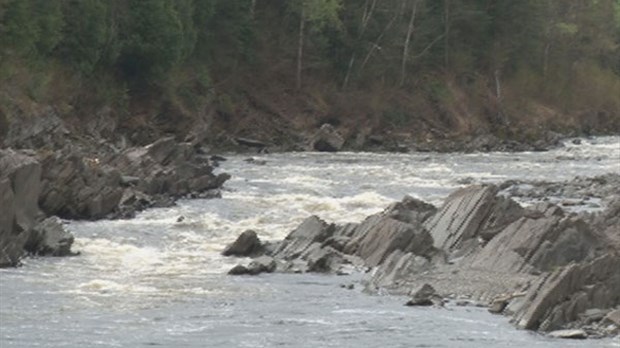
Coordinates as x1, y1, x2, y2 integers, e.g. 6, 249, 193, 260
0, 97, 606, 268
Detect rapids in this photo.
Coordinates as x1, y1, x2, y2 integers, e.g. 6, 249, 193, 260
1, 137, 619, 347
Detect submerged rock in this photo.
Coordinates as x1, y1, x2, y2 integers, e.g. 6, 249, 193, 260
228, 256, 277, 276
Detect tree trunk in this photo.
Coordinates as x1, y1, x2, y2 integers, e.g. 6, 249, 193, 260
444, 0, 450, 69
342, 0, 378, 90
296, 6, 305, 90
399, 0, 418, 87
360, 5, 400, 70
250, 0, 256, 19
543, 42, 550, 78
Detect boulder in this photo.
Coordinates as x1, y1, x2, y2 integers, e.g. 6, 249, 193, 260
222, 230, 264, 257
24, 216, 75, 257
0, 150, 42, 266
406, 283, 440, 306
311, 124, 344, 152
0, 149, 41, 232
228, 264, 251, 275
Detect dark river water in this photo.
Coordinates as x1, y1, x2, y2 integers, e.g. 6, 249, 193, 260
1, 137, 619, 347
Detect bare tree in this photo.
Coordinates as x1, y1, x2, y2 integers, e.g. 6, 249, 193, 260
342, 0, 378, 90
399, 0, 419, 87
296, 6, 305, 90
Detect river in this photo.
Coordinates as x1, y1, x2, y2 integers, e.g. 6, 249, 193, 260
1, 137, 619, 347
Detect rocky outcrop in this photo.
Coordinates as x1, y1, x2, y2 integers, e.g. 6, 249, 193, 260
0, 150, 75, 266
469, 212, 604, 274
38, 149, 124, 219
37, 136, 229, 220
310, 124, 344, 152
512, 253, 620, 333
224, 179, 619, 338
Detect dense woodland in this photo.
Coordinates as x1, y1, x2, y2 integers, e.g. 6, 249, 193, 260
1, 0, 619, 146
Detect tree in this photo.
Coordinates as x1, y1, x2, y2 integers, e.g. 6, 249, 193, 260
118, 0, 185, 83
291, 0, 343, 89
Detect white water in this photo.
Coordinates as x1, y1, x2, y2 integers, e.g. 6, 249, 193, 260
1, 137, 619, 347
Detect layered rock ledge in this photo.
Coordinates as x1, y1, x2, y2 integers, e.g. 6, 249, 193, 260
224, 177, 620, 338
1, 112, 230, 266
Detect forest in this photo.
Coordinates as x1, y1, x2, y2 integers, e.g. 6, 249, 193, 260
1, 0, 619, 147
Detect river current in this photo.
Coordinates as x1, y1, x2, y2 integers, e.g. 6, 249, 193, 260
1, 137, 619, 347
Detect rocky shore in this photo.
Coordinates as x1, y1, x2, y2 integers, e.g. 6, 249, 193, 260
0, 111, 229, 267
224, 175, 620, 339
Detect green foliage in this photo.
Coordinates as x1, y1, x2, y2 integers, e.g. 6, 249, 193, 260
58, 0, 112, 74
0, 0, 618, 132
118, 0, 185, 82
1, 0, 40, 57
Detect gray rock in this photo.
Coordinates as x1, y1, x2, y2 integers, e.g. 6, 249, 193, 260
25, 216, 75, 256
369, 250, 431, 289
222, 230, 264, 257
311, 124, 344, 152
547, 329, 587, 339
603, 309, 620, 326
274, 216, 335, 260
470, 214, 603, 274
3, 106, 69, 149
228, 264, 250, 275
0, 150, 42, 267
303, 245, 346, 273
235, 137, 267, 148
247, 256, 277, 275
383, 195, 437, 224
345, 215, 434, 267
424, 185, 499, 250
0, 149, 41, 232
406, 283, 438, 306
513, 253, 620, 332
488, 298, 510, 314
